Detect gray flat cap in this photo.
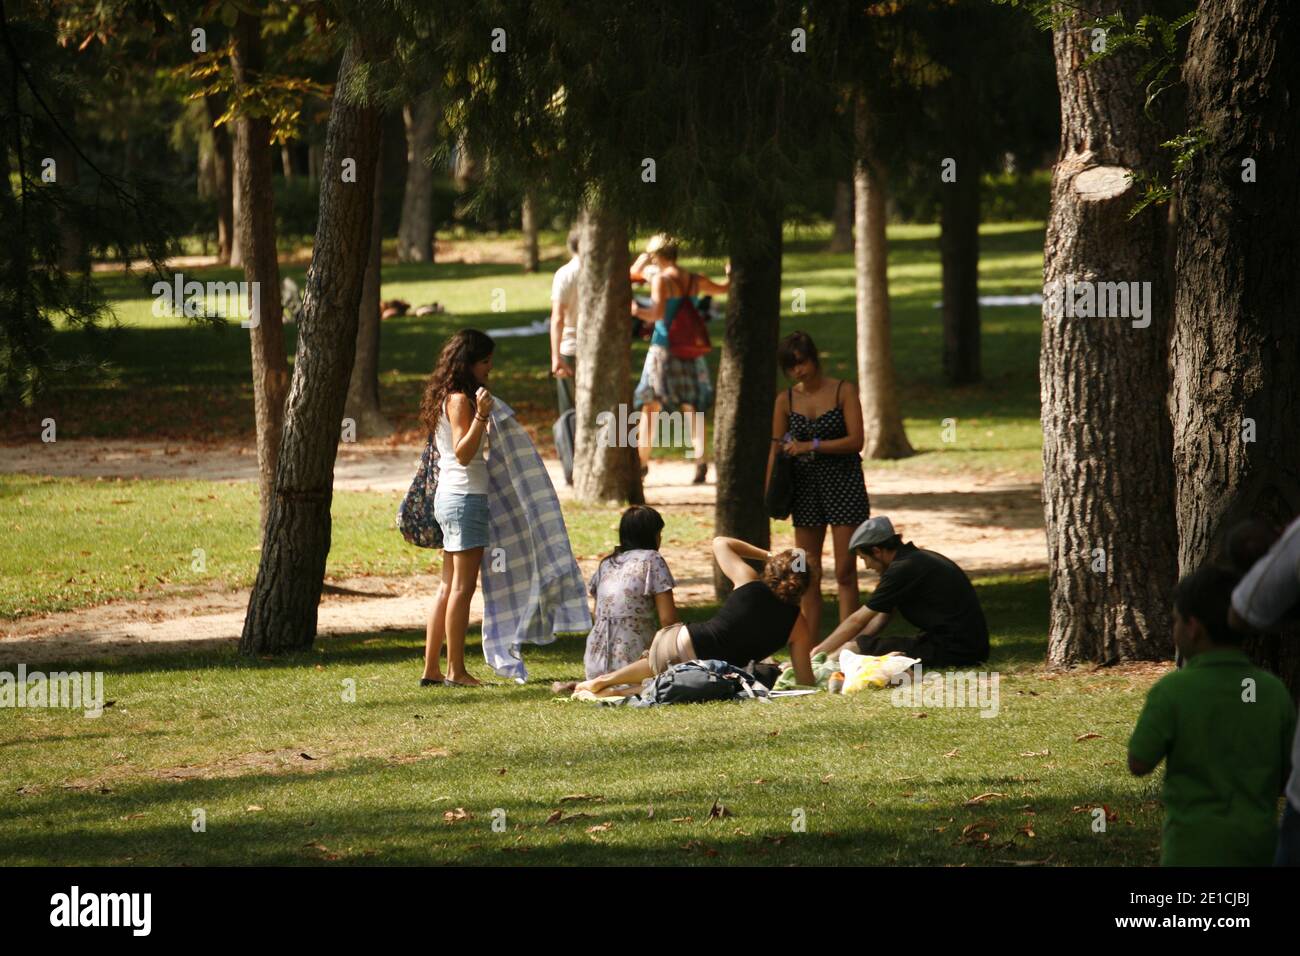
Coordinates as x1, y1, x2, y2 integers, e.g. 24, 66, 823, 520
850, 516, 896, 552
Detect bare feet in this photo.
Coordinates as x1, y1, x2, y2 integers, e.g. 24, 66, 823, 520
422, 671, 446, 683
443, 671, 482, 687
574, 679, 601, 695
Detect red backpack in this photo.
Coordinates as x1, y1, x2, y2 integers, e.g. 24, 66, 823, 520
667, 273, 712, 359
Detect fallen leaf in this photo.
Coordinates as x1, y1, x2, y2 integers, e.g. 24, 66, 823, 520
545, 810, 593, 825
910, 712, 928, 719
820, 773, 835, 784
585, 822, 613, 833
944, 749, 959, 758
299, 752, 315, 761
559, 793, 604, 803
1019, 750, 1050, 757
963, 791, 1007, 806
246, 805, 263, 812
443, 807, 472, 823
670, 816, 694, 824
1075, 732, 1102, 742
1018, 825, 1036, 838
707, 799, 733, 821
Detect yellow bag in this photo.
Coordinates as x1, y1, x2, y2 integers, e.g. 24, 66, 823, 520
839, 649, 920, 694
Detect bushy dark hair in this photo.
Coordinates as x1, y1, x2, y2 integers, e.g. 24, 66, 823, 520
419, 329, 494, 435
1174, 564, 1244, 646
778, 331, 821, 374
762, 549, 811, 606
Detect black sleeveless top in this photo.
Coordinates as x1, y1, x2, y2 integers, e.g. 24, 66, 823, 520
687, 581, 800, 665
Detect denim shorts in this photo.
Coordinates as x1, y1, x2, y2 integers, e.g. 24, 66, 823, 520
433, 490, 489, 552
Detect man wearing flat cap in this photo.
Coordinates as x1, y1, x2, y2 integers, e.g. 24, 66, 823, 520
812, 516, 989, 667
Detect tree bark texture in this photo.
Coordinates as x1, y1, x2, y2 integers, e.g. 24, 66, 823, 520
1170, 0, 1300, 690
1041, 0, 1178, 666
203, 93, 235, 266
713, 208, 784, 598
240, 39, 385, 655
344, 135, 393, 439
397, 92, 437, 263
854, 94, 914, 460
572, 205, 644, 504
521, 190, 541, 272
231, 11, 289, 532
940, 150, 981, 385
828, 179, 853, 254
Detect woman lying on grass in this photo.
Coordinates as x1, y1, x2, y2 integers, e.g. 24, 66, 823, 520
575, 537, 816, 697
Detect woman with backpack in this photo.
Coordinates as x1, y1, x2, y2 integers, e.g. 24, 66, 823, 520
574, 536, 816, 697
630, 235, 729, 484
418, 329, 496, 688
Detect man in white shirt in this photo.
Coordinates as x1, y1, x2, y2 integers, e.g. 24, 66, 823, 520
550, 231, 581, 417
1228, 514, 1300, 865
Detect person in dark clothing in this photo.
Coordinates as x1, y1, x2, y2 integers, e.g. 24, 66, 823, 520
575, 537, 815, 696
813, 516, 989, 667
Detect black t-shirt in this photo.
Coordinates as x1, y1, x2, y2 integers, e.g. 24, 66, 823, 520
866, 543, 989, 663
687, 581, 801, 666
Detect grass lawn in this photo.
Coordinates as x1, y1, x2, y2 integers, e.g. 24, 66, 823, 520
0, 474, 714, 618
4, 221, 1044, 476
0, 573, 1169, 866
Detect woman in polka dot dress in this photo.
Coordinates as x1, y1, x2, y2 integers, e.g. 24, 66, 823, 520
766, 331, 870, 645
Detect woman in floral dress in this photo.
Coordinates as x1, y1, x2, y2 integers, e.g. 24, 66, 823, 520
583, 506, 678, 683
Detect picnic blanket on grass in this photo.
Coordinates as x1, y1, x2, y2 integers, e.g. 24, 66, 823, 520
481, 398, 592, 681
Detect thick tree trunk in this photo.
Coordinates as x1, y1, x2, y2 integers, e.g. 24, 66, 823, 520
232, 11, 289, 532
572, 206, 643, 504
396, 93, 436, 263
1040, 1, 1178, 666
940, 161, 981, 385
344, 137, 393, 439
854, 95, 913, 460
1170, 0, 1300, 691
521, 190, 541, 272
203, 93, 235, 265
828, 179, 853, 253
713, 208, 784, 598
240, 39, 385, 656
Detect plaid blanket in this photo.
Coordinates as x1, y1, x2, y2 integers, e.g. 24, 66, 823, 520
481, 398, 592, 681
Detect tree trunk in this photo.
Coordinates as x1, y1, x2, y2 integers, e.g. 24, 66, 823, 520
240, 39, 386, 656
521, 190, 541, 272
572, 205, 643, 504
1040, 0, 1178, 666
308, 140, 323, 181
232, 11, 289, 531
1170, 0, 1300, 691
940, 158, 981, 385
828, 179, 853, 253
854, 94, 913, 460
396, 93, 436, 263
344, 135, 393, 439
51, 134, 84, 272
713, 207, 784, 599
281, 142, 294, 179
204, 93, 235, 265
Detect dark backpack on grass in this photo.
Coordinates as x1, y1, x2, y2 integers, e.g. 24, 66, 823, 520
635, 660, 769, 706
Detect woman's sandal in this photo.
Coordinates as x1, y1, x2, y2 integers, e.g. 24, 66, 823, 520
419, 677, 445, 687
442, 678, 483, 688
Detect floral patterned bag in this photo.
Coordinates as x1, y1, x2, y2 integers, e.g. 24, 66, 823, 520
396, 438, 444, 549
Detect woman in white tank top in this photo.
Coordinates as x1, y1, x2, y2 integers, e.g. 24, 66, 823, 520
418, 330, 496, 687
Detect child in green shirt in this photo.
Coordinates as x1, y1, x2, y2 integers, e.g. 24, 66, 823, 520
1128, 565, 1296, 866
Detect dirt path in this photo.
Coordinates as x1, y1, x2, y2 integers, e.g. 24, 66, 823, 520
1, 441, 1045, 666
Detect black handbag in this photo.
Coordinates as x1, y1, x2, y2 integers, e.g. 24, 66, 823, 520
766, 451, 794, 519
766, 387, 797, 520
